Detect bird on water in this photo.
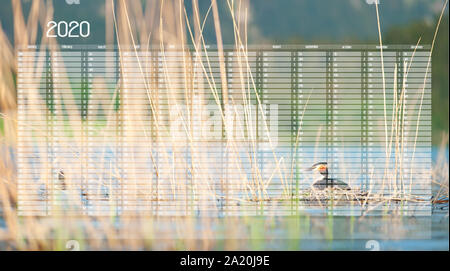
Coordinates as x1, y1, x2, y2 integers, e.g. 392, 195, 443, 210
306, 162, 350, 190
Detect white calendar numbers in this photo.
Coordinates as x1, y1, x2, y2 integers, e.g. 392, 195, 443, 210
330, 51, 363, 190
46, 21, 90, 38
297, 51, 328, 185
17, 44, 433, 217
17, 50, 49, 216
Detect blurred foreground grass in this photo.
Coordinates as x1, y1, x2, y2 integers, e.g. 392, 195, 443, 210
0, 0, 448, 251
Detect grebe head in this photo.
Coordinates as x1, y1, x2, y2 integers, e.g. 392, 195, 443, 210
307, 162, 328, 176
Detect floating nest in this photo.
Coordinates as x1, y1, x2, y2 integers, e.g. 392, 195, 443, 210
220, 187, 433, 206
297, 188, 369, 205
292, 187, 434, 207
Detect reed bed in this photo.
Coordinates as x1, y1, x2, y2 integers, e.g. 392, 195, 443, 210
0, 0, 448, 250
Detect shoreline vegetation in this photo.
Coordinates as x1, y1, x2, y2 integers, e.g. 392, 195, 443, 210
0, 0, 448, 250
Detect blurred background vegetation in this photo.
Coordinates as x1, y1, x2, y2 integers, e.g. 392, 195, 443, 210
0, 0, 448, 146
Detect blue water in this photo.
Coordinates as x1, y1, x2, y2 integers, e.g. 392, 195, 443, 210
1, 146, 448, 250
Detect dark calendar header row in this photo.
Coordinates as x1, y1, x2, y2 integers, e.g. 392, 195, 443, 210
18, 44, 431, 51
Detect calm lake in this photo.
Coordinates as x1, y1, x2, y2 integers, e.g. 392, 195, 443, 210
0, 147, 448, 250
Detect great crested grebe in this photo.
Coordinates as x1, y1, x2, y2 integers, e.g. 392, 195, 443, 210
306, 162, 350, 190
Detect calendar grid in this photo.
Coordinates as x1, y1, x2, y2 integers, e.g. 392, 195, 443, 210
17, 44, 432, 216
